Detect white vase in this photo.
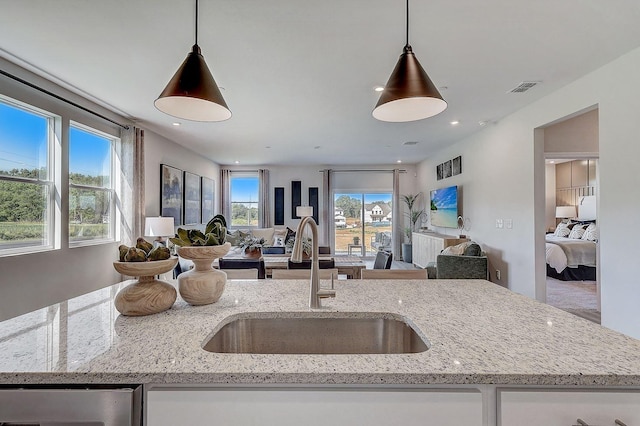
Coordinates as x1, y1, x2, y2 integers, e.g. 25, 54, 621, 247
177, 243, 231, 305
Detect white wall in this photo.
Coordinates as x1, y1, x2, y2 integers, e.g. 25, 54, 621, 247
0, 58, 127, 321
417, 45, 640, 338
143, 130, 220, 224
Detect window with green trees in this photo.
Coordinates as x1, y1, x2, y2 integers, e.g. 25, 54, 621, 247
68, 123, 115, 243
230, 173, 259, 227
0, 97, 54, 253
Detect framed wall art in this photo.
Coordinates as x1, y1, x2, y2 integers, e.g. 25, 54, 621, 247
201, 176, 215, 223
160, 164, 183, 226
184, 171, 201, 225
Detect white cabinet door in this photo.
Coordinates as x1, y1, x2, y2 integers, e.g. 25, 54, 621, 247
147, 387, 483, 426
500, 390, 640, 426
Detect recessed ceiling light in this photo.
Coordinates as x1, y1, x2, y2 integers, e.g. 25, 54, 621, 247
234, 160, 240, 164
450, 120, 459, 125
478, 120, 488, 126
314, 146, 321, 149
549, 160, 555, 164
374, 86, 385, 92
396, 160, 402, 163
172, 122, 181, 126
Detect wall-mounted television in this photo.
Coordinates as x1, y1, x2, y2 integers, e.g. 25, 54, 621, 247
430, 185, 459, 228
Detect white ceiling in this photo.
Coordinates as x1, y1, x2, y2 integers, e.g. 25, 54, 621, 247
2, 0, 640, 166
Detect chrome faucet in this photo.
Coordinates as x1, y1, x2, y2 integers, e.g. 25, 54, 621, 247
291, 215, 336, 309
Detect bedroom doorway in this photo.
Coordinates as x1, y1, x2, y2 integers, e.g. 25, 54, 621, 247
539, 107, 600, 322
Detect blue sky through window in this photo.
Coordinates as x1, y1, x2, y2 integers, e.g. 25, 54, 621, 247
231, 176, 259, 203
0, 102, 47, 172
0, 102, 110, 178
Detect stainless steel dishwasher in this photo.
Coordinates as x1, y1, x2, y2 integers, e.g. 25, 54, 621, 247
0, 386, 142, 425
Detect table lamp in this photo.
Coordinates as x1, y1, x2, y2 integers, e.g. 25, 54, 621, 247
555, 206, 576, 220
144, 216, 175, 247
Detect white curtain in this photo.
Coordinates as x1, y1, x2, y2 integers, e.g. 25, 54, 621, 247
322, 169, 333, 248
259, 169, 270, 227
118, 126, 144, 246
220, 169, 231, 221
392, 169, 402, 260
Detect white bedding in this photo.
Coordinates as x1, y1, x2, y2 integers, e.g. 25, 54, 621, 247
546, 242, 568, 273
545, 234, 597, 272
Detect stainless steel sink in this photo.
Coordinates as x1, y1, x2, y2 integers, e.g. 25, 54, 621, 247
202, 313, 429, 354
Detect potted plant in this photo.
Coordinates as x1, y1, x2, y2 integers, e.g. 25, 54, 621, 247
401, 193, 425, 263
286, 235, 312, 258
238, 235, 266, 258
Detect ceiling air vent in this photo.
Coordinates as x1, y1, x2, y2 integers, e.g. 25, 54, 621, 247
507, 81, 541, 94
403, 141, 419, 146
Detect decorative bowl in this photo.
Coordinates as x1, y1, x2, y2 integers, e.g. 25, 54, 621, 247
113, 257, 178, 277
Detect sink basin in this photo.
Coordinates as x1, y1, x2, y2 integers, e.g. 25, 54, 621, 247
202, 313, 429, 354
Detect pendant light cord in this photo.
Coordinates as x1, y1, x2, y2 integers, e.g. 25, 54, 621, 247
405, 0, 409, 47
195, 0, 199, 46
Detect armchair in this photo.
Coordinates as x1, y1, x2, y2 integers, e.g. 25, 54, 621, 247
425, 241, 488, 279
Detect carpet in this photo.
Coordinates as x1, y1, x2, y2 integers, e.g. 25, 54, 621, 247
546, 277, 600, 324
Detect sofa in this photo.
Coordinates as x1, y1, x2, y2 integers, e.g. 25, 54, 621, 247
426, 241, 488, 279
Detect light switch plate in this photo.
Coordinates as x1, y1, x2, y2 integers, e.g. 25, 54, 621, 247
496, 219, 503, 229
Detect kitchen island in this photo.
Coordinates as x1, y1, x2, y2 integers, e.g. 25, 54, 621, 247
1, 278, 640, 424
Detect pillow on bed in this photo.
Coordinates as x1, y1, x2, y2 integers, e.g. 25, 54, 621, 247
553, 222, 572, 237
568, 223, 587, 239
581, 222, 598, 241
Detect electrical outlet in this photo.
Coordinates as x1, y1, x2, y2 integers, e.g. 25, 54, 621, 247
496, 269, 501, 280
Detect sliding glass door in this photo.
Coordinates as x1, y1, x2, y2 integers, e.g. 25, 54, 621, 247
334, 192, 392, 257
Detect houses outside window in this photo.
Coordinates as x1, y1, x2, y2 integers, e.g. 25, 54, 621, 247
68, 123, 115, 245
230, 172, 259, 227
0, 96, 55, 255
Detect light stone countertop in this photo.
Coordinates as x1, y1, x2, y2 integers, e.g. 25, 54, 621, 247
1, 278, 640, 386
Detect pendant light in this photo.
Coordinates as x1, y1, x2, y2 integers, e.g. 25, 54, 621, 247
372, 0, 446, 122
155, 0, 231, 122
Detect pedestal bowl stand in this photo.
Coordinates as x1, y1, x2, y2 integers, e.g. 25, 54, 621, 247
177, 242, 231, 305
113, 257, 178, 316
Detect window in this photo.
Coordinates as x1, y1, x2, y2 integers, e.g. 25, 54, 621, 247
230, 173, 259, 227
68, 123, 115, 244
0, 97, 55, 254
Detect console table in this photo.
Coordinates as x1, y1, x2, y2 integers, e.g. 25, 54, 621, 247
412, 232, 469, 269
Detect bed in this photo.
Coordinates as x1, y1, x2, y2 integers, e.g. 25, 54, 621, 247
546, 196, 597, 281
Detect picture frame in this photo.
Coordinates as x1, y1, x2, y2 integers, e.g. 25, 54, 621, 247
452, 156, 462, 176
184, 171, 201, 225
444, 160, 452, 178
201, 176, 215, 223
436, 163, 444, 181
160, 164, 183, 226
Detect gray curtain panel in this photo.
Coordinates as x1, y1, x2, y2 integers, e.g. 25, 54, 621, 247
392, 169, 402, 260
259, 169, 270, 228
118, 126, 145, 246
220, 169, 231, 222
322, 169, 333, 248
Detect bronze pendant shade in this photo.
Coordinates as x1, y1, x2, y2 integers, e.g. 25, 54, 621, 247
372, 0, 446, 122
154, 1, 231, 122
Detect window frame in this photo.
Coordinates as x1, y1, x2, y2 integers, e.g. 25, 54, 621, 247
68, 121, 117, 247
229, 171, 260, 229
0, 95, 57, 256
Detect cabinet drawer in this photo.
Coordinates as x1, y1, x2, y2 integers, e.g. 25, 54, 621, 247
148, 387, 483, 426
499, 389, 640, 426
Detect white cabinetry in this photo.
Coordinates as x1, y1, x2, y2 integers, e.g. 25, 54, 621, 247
412, 232, 468, 268
147, 387, 483, 426
499, 389, 640, 425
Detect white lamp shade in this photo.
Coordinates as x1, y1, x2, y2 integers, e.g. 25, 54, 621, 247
144, 217, 175, 237
296, 206, 313, 217
555, 206, 576, 219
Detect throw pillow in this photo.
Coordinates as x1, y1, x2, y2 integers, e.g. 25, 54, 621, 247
441, 241, 472, 256
274, 235, 286, 247
553, 222, 571, 238
581, 222, 598, 241
463, 242, 482, 257
568, 224, 587, 239
285, 227, 296, 245
251, 228, 275, 246
225, 230, 241, 246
